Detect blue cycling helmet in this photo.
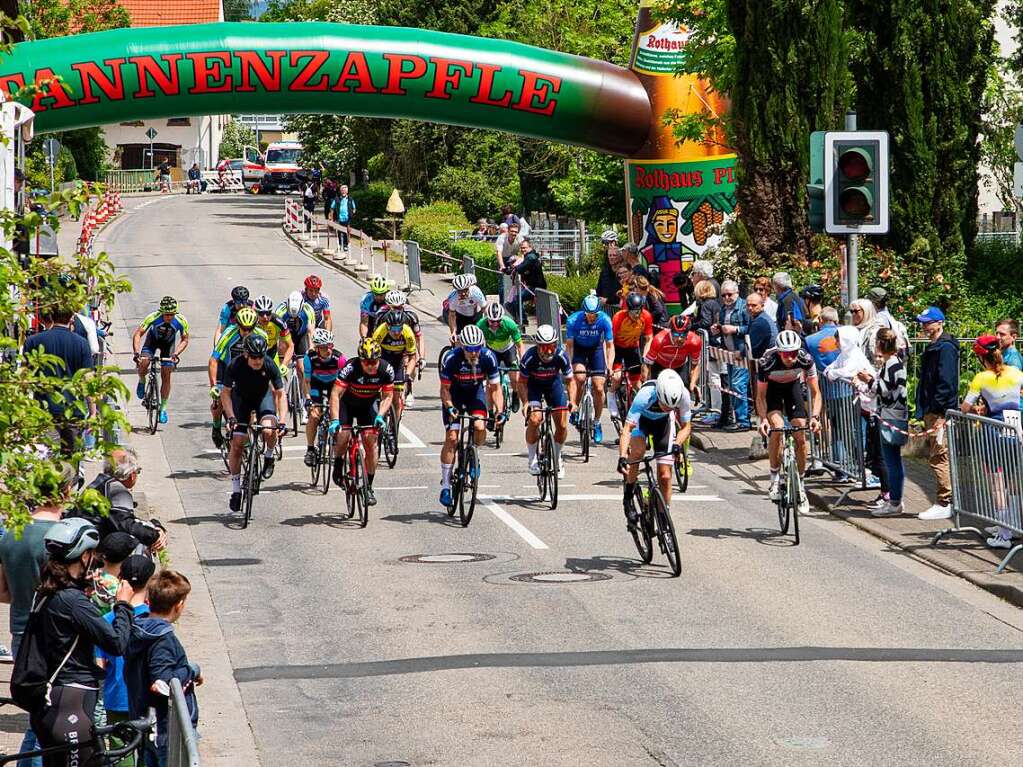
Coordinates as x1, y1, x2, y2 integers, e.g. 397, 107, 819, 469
581, 294, 600, 313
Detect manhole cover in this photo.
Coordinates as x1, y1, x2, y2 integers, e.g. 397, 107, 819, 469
374, 762, 412, 767
509, 571, 612, 584
399, 553, 495, 564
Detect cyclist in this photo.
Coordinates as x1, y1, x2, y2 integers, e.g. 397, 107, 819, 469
617, 369, 693, 531
565, 293, 615, 443
518, 324, 573, 478
372, 308, 418, 422
444, 273, 486, 340
328, 338, 394, 507
799, 284, 824, 335
302, 274, 332, 330
302, 328, 347, 467
358, 275, 391, 338
381, 289, 425, 402
132, 296, 189, 424
755, 329, 822, 509
253, 294, 294, 372
208, 307, 268, 449
609, 291, 653, 424
477, 301, 526, 411
216, 285, 251, 344
276, 290, 316, 414
642, 314, 702, 395
438, 325, 504, 506
221, 334, 287, 511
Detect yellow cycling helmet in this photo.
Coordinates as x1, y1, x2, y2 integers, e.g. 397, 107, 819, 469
369, 275, 389, 295
236, 306, 258, 329
358, 337, 382, 360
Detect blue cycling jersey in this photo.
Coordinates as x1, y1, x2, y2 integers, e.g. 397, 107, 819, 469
625, 382, 692, 425
519, 347, 572, 384
440, 347, 500, 392
303, 349, 346, 390
360, 292, 388, 317
566, 310, 613, 347
218, 300, 250, 329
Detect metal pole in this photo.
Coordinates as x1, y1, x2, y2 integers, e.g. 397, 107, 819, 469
48, 154, 54, 193
845, 111, 859, 306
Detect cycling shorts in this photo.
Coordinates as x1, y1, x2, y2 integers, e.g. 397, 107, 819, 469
141, 330, 177, 367
613, 346, 642, 377
231, 391, 277, 436
339, 397, 379, 430
292, 332, 309, 359
526, 377, 568, 411
494, 346, 519, 371
630, 414, 676, 466
765, 379, 807, 421
307, 386, 331, 407
454, 311, 482, 333
570, 344, 607, 376
382, 351, 408, 386
651, 361, 690, 381
443, 388, 488, 429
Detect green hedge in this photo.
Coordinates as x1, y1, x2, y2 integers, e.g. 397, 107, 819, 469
547, 271, 599, 313
403, 200, 470, 253
353, 181, 393, 229
449, 239, 501, 295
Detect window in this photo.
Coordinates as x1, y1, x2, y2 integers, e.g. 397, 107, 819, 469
120, 121, 144, 127
167, 117, 191, 126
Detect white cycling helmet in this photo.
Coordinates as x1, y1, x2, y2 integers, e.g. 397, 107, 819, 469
600, 229, 619, 244
484, 301, 504, 322
313, 328, 334, 346
286, 290, 303, 317
253, 295, 274, 313
452, 273, 476, 291
459, 324, 486, 348
385, 289, 407, 307
776, 330, 802, 352
655, 369, 685, 410
534, 324, 558, 345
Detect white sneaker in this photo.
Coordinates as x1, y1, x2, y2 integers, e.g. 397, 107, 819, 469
768, 476, 781, 501
528, 457, 540, 476
872, 501, 903, 517
406, 394, 416, 408
300, 410, 308, 425
557, 464, 565, 480
867, 494, 888, 510
798, 490, 810, 514
917, 504, 952, 521
987, 535, 1013, 550
865, 471, 881, 489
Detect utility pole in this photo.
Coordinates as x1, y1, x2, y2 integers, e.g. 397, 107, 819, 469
844, 111, 858, 306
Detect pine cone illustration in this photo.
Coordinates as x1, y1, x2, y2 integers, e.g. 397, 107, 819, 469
692, 205, 709, 245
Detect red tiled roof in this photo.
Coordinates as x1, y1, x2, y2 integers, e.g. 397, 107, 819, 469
117, 0, 223, 27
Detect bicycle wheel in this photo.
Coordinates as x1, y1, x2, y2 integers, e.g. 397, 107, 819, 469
242, 443, 257, 529
777, 464, 793, 536
544, 430, 558, 510
289, 377, 300, 436
536, 431, 548, 501
146, 372, 159, 435
787, 458, 802, 545
651, 488, 681, 577
580, 402, 591, 463
319, 433, 331, 496
355, 446, 369, 528
674, 446, 690, 494
310, 438, 321, 486
382, 408, 399, 468
626, 487, 653, 563
219, 426, 231, 472
459, 444, 479, 527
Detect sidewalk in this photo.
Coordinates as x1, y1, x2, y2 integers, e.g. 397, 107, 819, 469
691, 423, 1023, 607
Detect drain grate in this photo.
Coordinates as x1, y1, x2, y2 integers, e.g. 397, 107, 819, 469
399, 553, 496, 564
508, 571, 612, 584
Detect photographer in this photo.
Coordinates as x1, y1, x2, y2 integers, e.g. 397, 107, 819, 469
80, 449, 167, 552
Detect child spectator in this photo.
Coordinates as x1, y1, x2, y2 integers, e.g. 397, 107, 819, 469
92, 533, 139, 615
126, 570, 202, 767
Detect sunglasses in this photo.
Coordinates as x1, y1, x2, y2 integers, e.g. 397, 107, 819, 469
464, 345, 483, 354
388, 325, 404, 333
539, 344, 557, 354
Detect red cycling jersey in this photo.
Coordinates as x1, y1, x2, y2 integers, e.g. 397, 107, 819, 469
643, 328, 701, 369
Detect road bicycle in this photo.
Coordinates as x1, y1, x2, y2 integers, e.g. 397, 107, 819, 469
533, 405, 559, 510
285, 360, 302, 436
622, 450, 683, 577
492, 365, 516, 448
336, 424, 371, 527
234, 420, 282, 529
673, 440, 690, 494
575, 372, 598, 462
308, 404, 332, 495
610, 363, 641, 438
138, 352, 174, 435
378, 394, 400, 469
769, 425, 808, 544
447, 412, 483, 527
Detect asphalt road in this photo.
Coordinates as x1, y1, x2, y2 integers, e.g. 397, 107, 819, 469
103, 194, 1023, 767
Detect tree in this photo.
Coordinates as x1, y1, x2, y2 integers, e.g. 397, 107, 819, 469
223, 0, 253, 22
219, 119, 257, 160
980, 53, 1023, 216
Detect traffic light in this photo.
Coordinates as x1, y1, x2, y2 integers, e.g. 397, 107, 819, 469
823, 131, 889, 234
807, 131, 826, 232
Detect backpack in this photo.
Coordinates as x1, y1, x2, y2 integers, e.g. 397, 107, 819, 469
10, 594, 78, 713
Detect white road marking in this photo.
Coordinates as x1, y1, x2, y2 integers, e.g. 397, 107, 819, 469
485, 502, 548, 550
480, 493, 721, 503
398, 424, 426, 448
415, 452, 441, 457
200, 445, 308, 454
373, 485, 429, 491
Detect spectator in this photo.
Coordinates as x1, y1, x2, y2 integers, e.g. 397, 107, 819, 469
81, 448, 167, 552
126, 570, 201, 767
505, 237, 547, 320
858, 328, 909, 516
914, 306, 959, 520
499, 204, 530, 236
626, 275, 669, 327
693, 279, 722, 423
596, 230, 623, 306
772, 272, 807, 334
91, 532, 138, 616
851, 298, 884, 363
753, 275, 779, 321
185, 163, 206, 194
471, 218, 490, 240
799, 284, 824, 334
22, 307, 94, 456
995, 318, 1022, 370
805, 307, 841, 373
689, 260, 720, 303
301, 179, 316, 232
495, 221, 523, 273
866, 287, 894, 328
714, 280, 751, 431
746, 292, 778, 359
321, 178, 337, 221
156, 160, 171, 192
332, 184, 357, 252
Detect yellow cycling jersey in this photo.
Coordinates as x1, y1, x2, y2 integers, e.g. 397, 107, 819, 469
372, 323, 417, 357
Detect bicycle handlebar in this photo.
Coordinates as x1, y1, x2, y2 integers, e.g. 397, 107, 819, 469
767, 426, 811, 435
622, 451, 675, 467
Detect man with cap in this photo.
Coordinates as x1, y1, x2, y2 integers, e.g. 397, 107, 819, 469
83, 449, 167, 551
914, 306, 959, 520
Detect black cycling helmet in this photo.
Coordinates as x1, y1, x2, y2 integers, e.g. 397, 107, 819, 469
243, 334, 268, 357
625, 292, 645, 311
800, 284, 824, 303
383, 309, 406, 328
231, 286, 250, 303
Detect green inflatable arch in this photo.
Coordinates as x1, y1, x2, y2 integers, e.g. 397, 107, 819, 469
0, 22, 653, 157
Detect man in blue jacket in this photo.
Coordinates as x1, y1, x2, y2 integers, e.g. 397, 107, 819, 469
746, 292, 777, 360
914, 306, 959, 520
712, 280, 751, 430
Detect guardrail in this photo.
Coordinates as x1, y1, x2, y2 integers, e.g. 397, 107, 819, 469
167, 678, 200, 767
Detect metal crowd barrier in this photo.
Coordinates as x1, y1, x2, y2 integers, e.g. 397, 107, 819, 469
534, 288, 562, 339
405, 240, 423, 293
810, 376, 868, 505
462, 255, 475, 275
934, 410, 1023, 572
167, 678, 200, 767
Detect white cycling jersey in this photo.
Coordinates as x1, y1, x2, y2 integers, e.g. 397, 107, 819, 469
445, 286, 486, 317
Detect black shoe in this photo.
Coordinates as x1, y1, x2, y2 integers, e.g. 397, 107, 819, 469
366, 487, 377, 506
723, 422, 751, 432
212, 425, 224, 449
332, 456, 344, 486
303, 447, 316, 467
261, 456, 275, 480
624, 505, 639, 531
229, 492, 241, 512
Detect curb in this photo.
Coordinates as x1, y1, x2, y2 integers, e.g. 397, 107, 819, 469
692, 428, 1023, 608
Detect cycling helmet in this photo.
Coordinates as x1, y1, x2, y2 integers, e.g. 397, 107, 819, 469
304, 274, 322, 291
534, 324, 558, 345
459, 324, 486, 349
369, 275, 389, 295
581, 294, 600, 314
159, 296, 178, 314
452, 273, 476, 291
243, 333, 268, 357
313, 328, 334, 346
973, 334, 1000, 358
625, 292, 645, 312
776, 330, 802, 352
669, 314, 692, 334
235, 306, 258, 329
655, 369, 685, 410
44, 518, 100, 563
383, 309, 406, 328
600, 229, 619, 244
231, 286, 250, 303
253, 295, 274, 314
484, 302, 504, 322
287, 290, 303, 317
358, 338, 382, 360
799, 284, 824, 302
385, 289, 407, 307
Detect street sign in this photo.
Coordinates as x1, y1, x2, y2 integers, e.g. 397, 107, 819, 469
43, 138, 60, 164
1014, 162, 1023, 199
145, 127, 158, 140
